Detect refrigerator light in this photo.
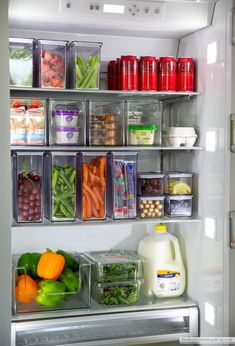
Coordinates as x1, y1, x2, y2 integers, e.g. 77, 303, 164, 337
206, 130, 217, 152
103, 4, 125, 13
207, 41, 217, 65
205, 217, 216, 240
205, 302, 216, 326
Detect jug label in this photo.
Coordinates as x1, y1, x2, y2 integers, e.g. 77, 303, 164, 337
156, 270, 181, 293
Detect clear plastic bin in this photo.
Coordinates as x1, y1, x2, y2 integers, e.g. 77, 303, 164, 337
44, 153, 77, 222
13, 152, 44, 223
84, 250, 141, 283
35, 39, 68, 89
165, 172, 194, 195
68, 41, 102, 89
107, 152, 138, 219
49, 100, 86, 146
127, 101, 161, 146
12, 252, 91, 314
77, 152, 107, 220
138, 196, 164, 219
9, 38, 34, 87
10, 98, 46, 146
89, 101, 124, 146
138, 173, 165, 196
92, 280, 141, 305
165, 195, 193, 217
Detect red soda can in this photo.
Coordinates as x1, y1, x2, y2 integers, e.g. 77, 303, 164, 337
177, 57, 195, 91
158, 56, 177, 91
139, 56, 157, 91
120, 55, 139, 91
116, 58, 121, 90
108, 60, 117, 90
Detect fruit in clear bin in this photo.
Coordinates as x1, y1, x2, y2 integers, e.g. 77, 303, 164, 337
17, 169, 42, 222
41, 49, 65, 88
168, 180, 191, 195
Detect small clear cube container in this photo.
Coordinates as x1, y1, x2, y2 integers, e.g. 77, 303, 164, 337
165, 195, 193, 217
44, 152, 77, 222
49, 99, 86, 146
9, 37, 34, 87
127, 101, 161, 146
92, 280, 141, 305
89, 101, 125, 146
107, 152, 138, 220
138, 173, 165, 196
84, 250, 141, 283
138, 196, 164, 219
10, 98, 46, 146
12, 252, 91, 314
35, 39, 68, 89
68, 41, 102, 90
13, 152, 44, 223
77, 152, 107, 221
165, 172, 194, 195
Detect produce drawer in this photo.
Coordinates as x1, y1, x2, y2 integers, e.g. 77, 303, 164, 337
12, 306, 199, 345
12, 252, 91, 314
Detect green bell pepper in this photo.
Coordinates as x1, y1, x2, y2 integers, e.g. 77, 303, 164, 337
59, 268, 81, 293
36, 280, 66, 307
17, 252, 41, 279
56, 250, 78, 272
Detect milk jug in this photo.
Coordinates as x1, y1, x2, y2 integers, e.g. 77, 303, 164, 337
138, 224, 186, 298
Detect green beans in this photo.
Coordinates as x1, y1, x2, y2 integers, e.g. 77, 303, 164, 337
52, 165, 76, 220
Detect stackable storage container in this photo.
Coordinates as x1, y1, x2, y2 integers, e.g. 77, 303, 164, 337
49, 99, 86, 146
107, 152, 138, 219
89, 101, 124, 146
68, 41, 102, 89
44, 152, 77, 222
35, 39, 68, 88
138, 173, 165, 196
77, 152, 107, 220
13, 152, 44, 223
9, 37, 34, 87
165, 172, 194, 195
138, 196, 164, 219
165, 195, 193, 217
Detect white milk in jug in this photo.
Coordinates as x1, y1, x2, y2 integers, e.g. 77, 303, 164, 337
138, 224, 186, 298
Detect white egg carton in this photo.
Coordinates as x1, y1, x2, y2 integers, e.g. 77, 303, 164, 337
162, 127, 198, 148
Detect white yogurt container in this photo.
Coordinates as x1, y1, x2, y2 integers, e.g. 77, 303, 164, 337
54, 126, 80, 145
53, 109, 80, 127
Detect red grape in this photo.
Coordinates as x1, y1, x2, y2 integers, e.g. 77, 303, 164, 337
29, 194, 36, 201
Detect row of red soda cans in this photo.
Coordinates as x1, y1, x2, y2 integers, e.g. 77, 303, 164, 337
108, 55, 195, 92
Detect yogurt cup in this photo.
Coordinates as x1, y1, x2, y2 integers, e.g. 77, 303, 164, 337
53, 109, 80, 127
54, 126, 80, 145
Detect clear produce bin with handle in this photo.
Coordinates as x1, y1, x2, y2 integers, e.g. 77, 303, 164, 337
12, 252, 91, 314
12, 152, 44, 223
44, 152, 77, 222
77, 152, 107, 220
9, 37, 34, 87
49, 99, 86, 146
35, 39, 68, 89
107, 152, 138, 220
69, 41, 102, 90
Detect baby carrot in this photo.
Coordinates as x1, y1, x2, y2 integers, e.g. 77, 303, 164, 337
93, 186, 104, 205
84, 183, 100, 210
83, 163, 89, 185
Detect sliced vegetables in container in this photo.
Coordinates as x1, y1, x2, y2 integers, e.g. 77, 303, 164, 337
77, 152, 107, 220
69, 41, 102, 89
44, 152, 77, 222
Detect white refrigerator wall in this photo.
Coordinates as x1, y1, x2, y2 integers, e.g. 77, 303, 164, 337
175, 0, 231, 338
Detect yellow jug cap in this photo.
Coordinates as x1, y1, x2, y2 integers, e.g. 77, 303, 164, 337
155, 224, 167, 232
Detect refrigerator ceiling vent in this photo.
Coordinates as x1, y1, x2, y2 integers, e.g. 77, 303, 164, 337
8, 0, 217, 39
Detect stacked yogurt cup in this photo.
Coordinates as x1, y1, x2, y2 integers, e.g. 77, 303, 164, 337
52, 105, 81, 145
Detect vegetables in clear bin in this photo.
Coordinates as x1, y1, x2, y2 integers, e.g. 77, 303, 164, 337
37, 250, 65, 280
15, 274, 38, 304
52, 165, 76, 220
9, 46, 32, 86
82, 156, 106, 220
36, 280, 66, 307
99, 263, 138, 283
95, 282, 140, 305
76, 55, 100, 89
59, 268, 81, 293
17, 252, 41, 279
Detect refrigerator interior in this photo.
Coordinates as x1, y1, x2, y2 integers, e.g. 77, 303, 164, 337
7, 0, 233, 344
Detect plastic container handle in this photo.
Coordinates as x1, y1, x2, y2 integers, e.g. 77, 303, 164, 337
172, 238, 184, 266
